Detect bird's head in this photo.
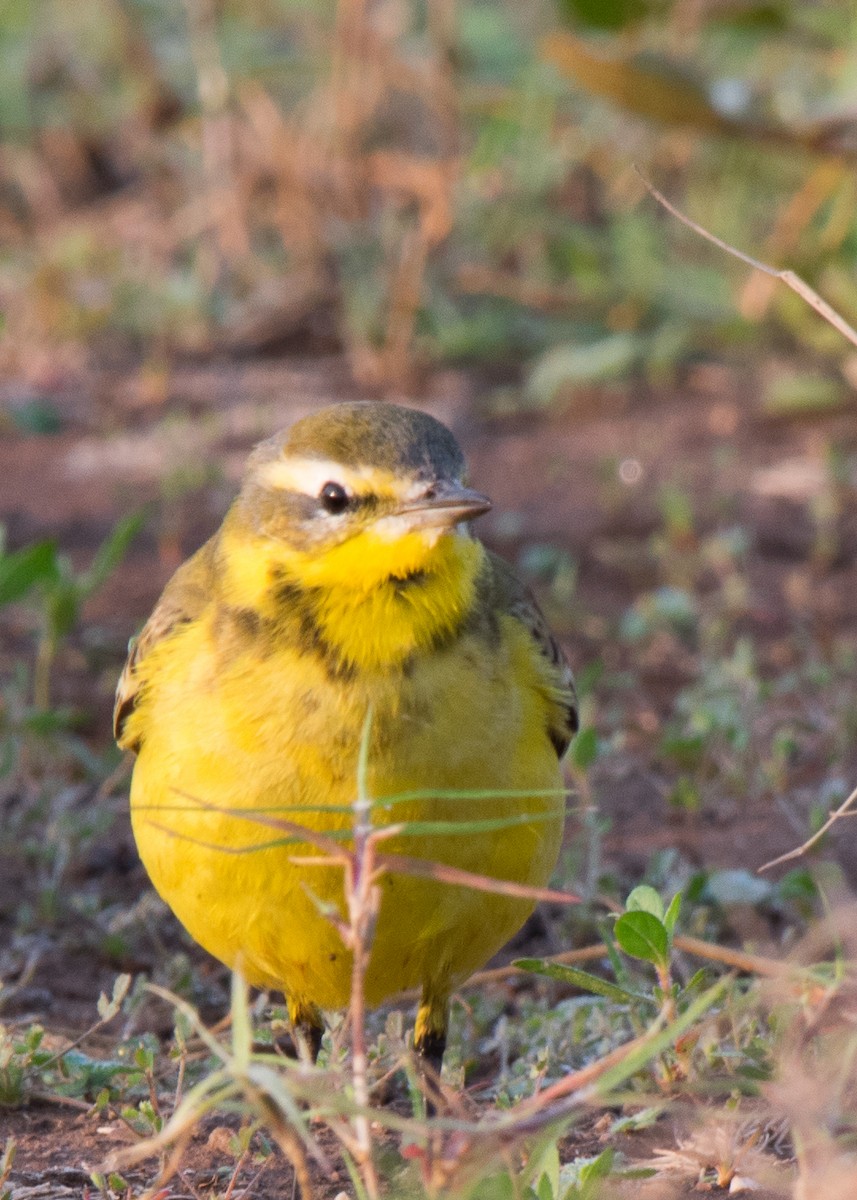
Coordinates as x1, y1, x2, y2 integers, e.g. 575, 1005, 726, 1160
234, 402, 491, 591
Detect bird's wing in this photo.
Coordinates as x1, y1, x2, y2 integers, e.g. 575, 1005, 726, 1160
488, 552, 579, 759
113, 538, 216, 751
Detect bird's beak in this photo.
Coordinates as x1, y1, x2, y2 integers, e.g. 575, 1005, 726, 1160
396, 481, 492, 530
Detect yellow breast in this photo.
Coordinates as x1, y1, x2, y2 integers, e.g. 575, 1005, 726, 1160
127, 554, 565, 1011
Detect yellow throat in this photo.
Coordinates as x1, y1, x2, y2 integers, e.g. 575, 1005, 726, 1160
216, 506, 485, 672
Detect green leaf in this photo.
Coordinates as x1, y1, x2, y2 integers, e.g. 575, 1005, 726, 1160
526, 333, 641, 407
97, 974, 131, 1022
514, 958, 649, 1005
625, 886, 664, 920
469, 1174, 515, 1200
573, 659, 604, 697
80, 510, 146, 599
557, 1148, 619, 1198
530, 1138, 560, 1200
667, 776, 701, 812
682, 968, 708, 996
606, 1105, 665, 1134
9, 398, 63, 434
663, 893, 681, 937
21, 707, 73, 734
614, 911, 669, 966
57, 1050, 130, 1094
558, 0, 649, 32
659, 732, 705, 768
571, 726, 598, 771
776, 868, 818, 904
579, 1147, 615, 1184
710, 4, 787, 32
763, 373, 848, 418
600, 923, 630, 986
0, 541, 58, 606
537, 1176, 553, 1200
658, 484, 695, 536
133, 1045, 154, 1071
393, 809, 566, 838
46, 582, 80, 641
545, 32, 726, 131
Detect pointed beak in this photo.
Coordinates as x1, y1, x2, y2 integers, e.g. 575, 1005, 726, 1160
396, 480, 492, 529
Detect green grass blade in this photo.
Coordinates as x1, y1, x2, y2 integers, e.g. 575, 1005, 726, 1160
514, 958, 652, 1005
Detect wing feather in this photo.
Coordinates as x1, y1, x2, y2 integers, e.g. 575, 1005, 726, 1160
488, 552, 578, 759
113, 538, 216, 751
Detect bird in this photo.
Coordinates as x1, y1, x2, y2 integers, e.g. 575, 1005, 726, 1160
114, 400, 577, 1076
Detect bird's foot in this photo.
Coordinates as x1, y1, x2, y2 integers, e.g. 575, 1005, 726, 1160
414, 1026, 447, 1117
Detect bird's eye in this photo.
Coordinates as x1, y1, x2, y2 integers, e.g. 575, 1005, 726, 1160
319, 481, 350, 515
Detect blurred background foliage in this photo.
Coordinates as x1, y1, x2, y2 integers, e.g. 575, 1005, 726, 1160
6, 10, 857, 1187
2, 0, 857, 406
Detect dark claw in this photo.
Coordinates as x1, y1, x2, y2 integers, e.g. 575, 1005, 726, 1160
295, 1017, 324, 1064
414, 1027, 447, 1115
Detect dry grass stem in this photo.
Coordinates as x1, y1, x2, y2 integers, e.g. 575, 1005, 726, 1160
636, 168, 857, 350
759, 781, 857, 873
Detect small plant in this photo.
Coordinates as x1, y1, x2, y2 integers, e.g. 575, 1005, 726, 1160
0, 1025, 51, 1109
3, 513, 144, 709
0, 975, 131, 1108
612, 887, 685, 1021
554, 1148, 620, 1200
657, 485, 697, 554
88, 1168, 136, 1200
516, 885, 711, 1090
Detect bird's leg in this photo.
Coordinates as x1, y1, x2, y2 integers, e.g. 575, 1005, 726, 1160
415, 1027, 446, 1078
414, 995, 448, 1114
295, 1016, 324, 1063
287, 998, 324, 1064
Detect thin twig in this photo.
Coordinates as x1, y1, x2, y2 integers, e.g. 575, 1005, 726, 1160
155, 789, 580, 905
635, 167, 857, 349
373, 852, 580, 905
27, 1090, 91, 1111
759, 781, 857, 873
34, 974, 130, 1071
345, 711, 380, 1200
672, 934, 785, 978
462, 942, 607, 989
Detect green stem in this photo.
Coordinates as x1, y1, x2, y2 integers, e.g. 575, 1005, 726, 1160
33, 632, 55, 711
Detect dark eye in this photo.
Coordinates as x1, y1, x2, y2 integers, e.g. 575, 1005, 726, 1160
319, 481, 349, 514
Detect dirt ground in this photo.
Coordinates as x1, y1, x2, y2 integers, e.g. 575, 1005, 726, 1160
2, 352, 856, 1196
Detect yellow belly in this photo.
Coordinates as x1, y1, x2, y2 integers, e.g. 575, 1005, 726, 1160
129, 613, 565, 1011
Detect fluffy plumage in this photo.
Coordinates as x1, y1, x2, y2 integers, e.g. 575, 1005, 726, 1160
115, 401, 577, 1067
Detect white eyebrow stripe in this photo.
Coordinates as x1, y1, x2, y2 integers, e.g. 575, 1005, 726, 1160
256, 455, 413, 499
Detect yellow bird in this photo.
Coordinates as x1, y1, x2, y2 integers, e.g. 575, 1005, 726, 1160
114, 401, 577, 1071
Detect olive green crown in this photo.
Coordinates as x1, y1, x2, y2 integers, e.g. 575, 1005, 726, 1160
282, 401, 466, 480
